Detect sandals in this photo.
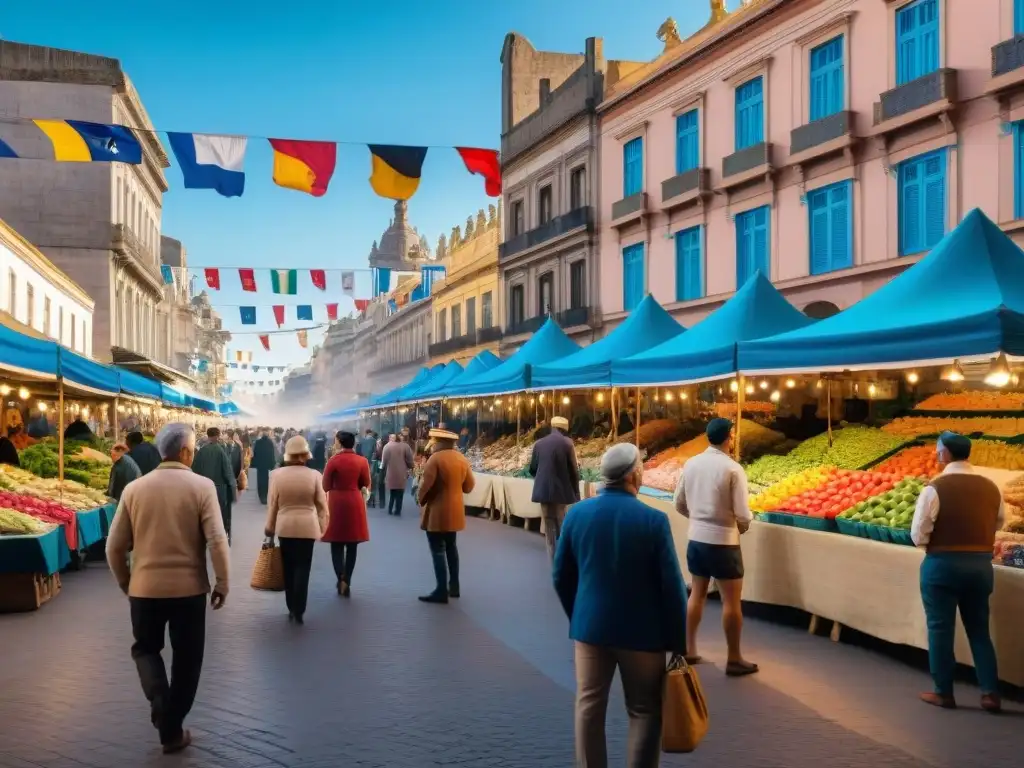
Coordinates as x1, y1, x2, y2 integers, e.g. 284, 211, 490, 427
725, 660, 760, 677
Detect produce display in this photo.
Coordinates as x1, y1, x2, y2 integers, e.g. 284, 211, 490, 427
0, 465, 109, 511
916, 391, 1024, 411
0, 508, 53, 535
874, 445, 940, 477
766, 470, 904, 520
749, 466, 836, 513
882, 416, 1020, 438
19, 440, 111, 490
837, 476, 926, 532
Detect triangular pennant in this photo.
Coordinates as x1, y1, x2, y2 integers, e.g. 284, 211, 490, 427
272, 305, 285, 327
259, 335, 270, 351
297, 329, 308, 348
326, 303, 339, 321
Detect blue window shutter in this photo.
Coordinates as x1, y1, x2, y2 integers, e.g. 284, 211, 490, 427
809, 37, 844, 121
753, 207, 770, 278
830, 182, 853, 270
899, 158, 923, 255
736, 213, 749, 288
676, 110, 700, 174
675, 226, 703, 301
1015, 123, 1024, 220
623, 137, 643, 197
735, 77, 764, 151
623, 243, 644, 310
736, 208, 768, 287
896, 0, 939, 86
1017, 0, 1024, 36
922, 151, 946, 249
808, 189, 831, 275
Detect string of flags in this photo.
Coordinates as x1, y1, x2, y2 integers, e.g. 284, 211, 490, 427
196, 267, 364, 296
238, 303, 338, 327
0, 117, 501, 201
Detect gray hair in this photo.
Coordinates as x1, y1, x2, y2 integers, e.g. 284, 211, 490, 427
601, 443, 642, 486
155, 422, 196, 461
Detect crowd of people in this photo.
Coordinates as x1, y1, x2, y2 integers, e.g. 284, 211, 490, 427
101, 416, 1006, 762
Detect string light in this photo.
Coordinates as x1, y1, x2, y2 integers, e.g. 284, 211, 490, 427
562, 395, 570, 405
745, 383, 755, 395
785, 378, 796, 389
729, 380, 739, 393
596, 391, 605, 403
759, 380, 769, 390
37, 402, 48, 412
906, 371, 920, 385
18, 387, 29, 400
664, 391, 674, 401
868, 383, 877, 398
0, 385, 10, 396
770, 390, 781, 403
680, 391, 688, 400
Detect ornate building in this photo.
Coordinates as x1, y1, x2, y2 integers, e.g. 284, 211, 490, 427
428, 204, 503, 366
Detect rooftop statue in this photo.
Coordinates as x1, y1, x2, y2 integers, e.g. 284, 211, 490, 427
656, 18, 682, 52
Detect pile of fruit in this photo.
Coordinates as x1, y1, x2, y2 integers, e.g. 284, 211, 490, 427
770, 470, 904, 520
882, 416, 1020, 438
916, 391, 1024, 411
0, 465, 109, 510
0, 507, 53, 535
874, 445, 941, 477
715, 401, 775, 417
838, 476, 927, 532
999, 477, 1024, 534
19, 439, 112, 490
749, 466, 836, 513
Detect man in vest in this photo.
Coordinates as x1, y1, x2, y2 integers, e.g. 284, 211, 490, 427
912, 431, 1003, 712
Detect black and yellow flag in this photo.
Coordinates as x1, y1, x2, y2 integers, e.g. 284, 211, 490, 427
368, 145, 428, 201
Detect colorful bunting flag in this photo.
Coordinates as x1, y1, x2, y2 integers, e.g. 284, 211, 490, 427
268, 138, 337, 197
259, 335, 270, 351
253, 365, 261, 373
160, 265, 175, 285
297, 305, 313, 321
239, 306, 256, 325
167, 132, 246, 197
33, 119, 142, 163
235, 350, 252, 363
229, 362, 238, 369
0, 138, 15, 159
239, 269, 257, 292
341, 271, 355, 297
270, 269, 298, 295
310, 269, 327, 291
205, 268, 221, 290
354, 299, 370, 312
272, 305, 285, 327
456, 147, 502, 197
297, 329, 308, 348
326, 303, 339, 321
368, 145, 427, 201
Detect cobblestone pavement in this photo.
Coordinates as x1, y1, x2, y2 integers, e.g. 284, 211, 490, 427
1, 486, 1020, 768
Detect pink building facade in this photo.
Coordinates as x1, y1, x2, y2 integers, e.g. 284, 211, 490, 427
597, 0, 1024, 331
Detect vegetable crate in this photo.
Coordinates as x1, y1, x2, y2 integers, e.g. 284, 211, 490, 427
0, 571, 61, 613
835, 517, 913, 547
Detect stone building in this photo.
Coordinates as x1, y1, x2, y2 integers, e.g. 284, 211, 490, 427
498, 34, 643, 354
428, 204, 503, 366
0, 41, 169, 362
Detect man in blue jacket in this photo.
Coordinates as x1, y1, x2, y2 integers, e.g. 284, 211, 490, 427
553, 442, 688, 767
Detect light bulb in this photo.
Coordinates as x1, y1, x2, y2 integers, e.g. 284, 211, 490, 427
785, 378, 796, 389
489, 405, 494, 412
562, 396, 570, 405
745, 384, 755, 395
654, 392, 660, 401
984, 353, 1012, 388
37, 402, 48, 412
906, 371, 920, 385
494, 398, 502, 405
82, 407, 90, 418
596, 392, 605, 403
729, 380, 739, 393
664, 391, 674, 401
759, 380, 769, 390
941, 360, 965, 383
769, 390, 781, 403
0, 385, 10, 396
868, 383, 877, 398
539, 394, 545, 402
680, 391, 688, 400
816, 379, 823, 389
18, 387, 29, 400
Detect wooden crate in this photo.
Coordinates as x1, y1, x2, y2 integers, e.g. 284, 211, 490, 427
0, 572, 61, 613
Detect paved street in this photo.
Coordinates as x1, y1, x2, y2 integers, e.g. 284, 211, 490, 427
0, 487, 1020, 768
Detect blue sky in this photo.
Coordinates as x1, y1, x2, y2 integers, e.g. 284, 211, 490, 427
2, 0, 715, 378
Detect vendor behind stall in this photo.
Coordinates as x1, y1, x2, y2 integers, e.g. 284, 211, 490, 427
108, 443, 142, 501
64, 416, 94, 442
0, 431, 20, 466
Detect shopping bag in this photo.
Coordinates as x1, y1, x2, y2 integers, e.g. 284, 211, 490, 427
237, 469, 248, 492
661, 655, 709, 753
250, 543, 285, 591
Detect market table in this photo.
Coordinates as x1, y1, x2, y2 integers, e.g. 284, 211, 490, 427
75, 506, 105, 551
0, 525, 70, 575
99, 502, 117, 536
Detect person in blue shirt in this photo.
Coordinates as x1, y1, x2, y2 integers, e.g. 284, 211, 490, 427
553, 442, 688, 767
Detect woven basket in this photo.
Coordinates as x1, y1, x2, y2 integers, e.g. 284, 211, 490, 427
250, 545, 285, 591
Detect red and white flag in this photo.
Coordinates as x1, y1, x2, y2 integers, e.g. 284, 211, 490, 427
239, 268, 257, 292
310, 269, 327, 291
204, 268, 221, 290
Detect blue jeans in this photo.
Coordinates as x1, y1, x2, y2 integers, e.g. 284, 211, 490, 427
920, 552, 999, 696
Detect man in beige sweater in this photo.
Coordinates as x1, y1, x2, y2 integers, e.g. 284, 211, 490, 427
106, 422, 230, 754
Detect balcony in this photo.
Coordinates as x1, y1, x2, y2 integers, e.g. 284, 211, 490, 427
610, 192, 648, 229
873, 69, 958, 135
428, 326, 503, 358
989, 36, 1024, 95
112, 223, 164, 295
557, 305, 592, 328
476, 325, 503, 345
505, 314, 547, 337
660, 168, 711, 212
789, 111, 855, 166
499, 206, 593, 261
719, 143, 773, 192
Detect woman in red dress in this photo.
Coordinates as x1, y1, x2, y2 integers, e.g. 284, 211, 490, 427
321, 431, 371, 596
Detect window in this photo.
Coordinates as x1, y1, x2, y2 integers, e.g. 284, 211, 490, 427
71, 312, 77, 350
25, 283, 34, 327
675, 109, 700, 174
466, 296, 477, 334
622, 243, 645, 311
538, 272, 554, 316
896, 0, 939, 86
1015, 123, 1024, 220
451, 304, 462, 338
7, 269, 14, 316
58, 306, 64, 344
481, 291, 493, 328
809, 36, 844, 122
898, 148, 946, 256
43, 297, 51, 337
808, 181, 853, 275
735, 77, 765, 151
437, 308, 447, 342
675, 226, 704, 301
509, 285, 525, 327
736, 206, 771, 287
511, 200, 525, 236
1017, 0, 1024, 36
538, 184, 553, 225
623, 137, 643, 197
570, 261, 586, 310
570, 167, 586, 209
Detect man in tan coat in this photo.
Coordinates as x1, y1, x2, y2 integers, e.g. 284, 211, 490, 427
417, 428, 475, 604
106, 423, 230, 754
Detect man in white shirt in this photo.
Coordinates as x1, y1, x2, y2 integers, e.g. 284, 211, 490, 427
911, 431, 1002, 713
673, 418, 757, 676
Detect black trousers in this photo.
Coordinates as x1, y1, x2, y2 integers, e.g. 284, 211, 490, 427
256, 468, 270, 504
330, 542, 359, 586
388, 489, 405, 515
377, 472, 387, 506
278, 537, 315, 617
426, 532, 460, 597
129, 595, 206, 746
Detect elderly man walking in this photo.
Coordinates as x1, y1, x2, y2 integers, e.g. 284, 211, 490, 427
913, 431, 1004, 712
192, 427, 237, 543
106, 423, 230, 754
529, 416, 580, 561
382, 433, 415, 516
417, 428, 475, 603
554, 443, 688, 767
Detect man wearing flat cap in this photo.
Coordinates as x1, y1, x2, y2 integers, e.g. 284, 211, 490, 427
529, 416, 581, 561
673, 417, 758, 677
913, 431, 1004, 712
417, 428, 475, 603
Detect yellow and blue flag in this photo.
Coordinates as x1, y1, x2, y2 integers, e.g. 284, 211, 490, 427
368, 145, 427, 201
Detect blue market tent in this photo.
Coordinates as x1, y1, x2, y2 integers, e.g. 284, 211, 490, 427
0, 321, 59, 381
436, 350, 501, 395
739, 209, 1024, 373
532, 295, 685, 389
612, 272, 813, 385
397, 360, 465, 403
58, 347, 120, 395
160, 384, 189, 408
446, 318, 581, 397
116, 367, 164, 400
373, 364, 447, 407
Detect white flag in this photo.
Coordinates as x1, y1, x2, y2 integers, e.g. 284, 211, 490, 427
341, 270, 355, 297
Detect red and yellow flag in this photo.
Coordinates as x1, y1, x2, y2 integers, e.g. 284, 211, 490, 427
268, 139, 337, 197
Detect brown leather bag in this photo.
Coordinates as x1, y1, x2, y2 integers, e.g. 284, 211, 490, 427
237, 469, 248, 492
661, 655, 709, 752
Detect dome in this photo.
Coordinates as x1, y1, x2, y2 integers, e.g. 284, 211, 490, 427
368, 201, 432, 270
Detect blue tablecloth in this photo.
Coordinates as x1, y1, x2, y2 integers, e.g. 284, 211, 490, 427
0, 525, 68, 575
639, 486, 674, 501
76, 507, 104, 551
100, 503, 116, 535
